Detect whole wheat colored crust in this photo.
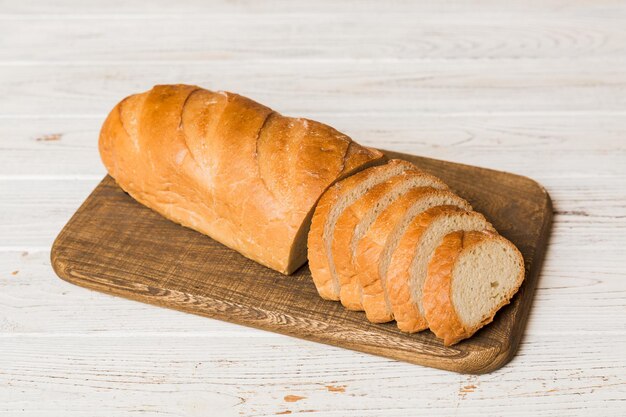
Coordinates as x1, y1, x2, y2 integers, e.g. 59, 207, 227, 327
423, 231, 524, 346
99, 84, 383, 275
308, 160, 415, 300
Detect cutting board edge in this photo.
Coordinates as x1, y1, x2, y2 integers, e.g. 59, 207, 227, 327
49, 152, 553, 374
51, 245, 533, 375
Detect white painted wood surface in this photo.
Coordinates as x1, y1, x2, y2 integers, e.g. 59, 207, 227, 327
0, 1, 625, 415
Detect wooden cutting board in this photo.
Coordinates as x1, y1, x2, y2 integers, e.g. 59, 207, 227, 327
51, 150, 552, 374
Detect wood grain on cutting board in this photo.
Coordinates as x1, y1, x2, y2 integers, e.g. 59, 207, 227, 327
51, 150, 552, 374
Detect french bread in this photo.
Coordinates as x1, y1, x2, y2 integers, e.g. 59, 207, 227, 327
355, 190, 472, 323
332, 172, 448, 310
423, 231, 525, 345
99, 84, 383, 274
386, 206, 494, 332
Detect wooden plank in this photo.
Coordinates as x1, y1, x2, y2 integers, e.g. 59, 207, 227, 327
3, 114, 626, 151
0, 250, 268, 336
1, 116, 625, 177
0, 335, 624, 417
2, 172, 623, 248
3, 234, 625, 336
1, 61, 626, 117
0, 0, 622, 413
2, 0, 625, 17
50, 151, 552, 374
0, 179, 98, 249
2, 14, 625, 62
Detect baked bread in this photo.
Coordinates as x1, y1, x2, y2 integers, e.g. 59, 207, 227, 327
99, 84, 383, 274
423, 231, 525, 345
100, 85, 525, 346
386, 206, 494, 332
332, 172, 448, 310
355, 190, 472, 323
308, 159, 419, 300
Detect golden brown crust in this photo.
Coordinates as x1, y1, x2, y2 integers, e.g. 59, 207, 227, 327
354, 191, 470, 324
421, 231, 470, 345
99, 84, 383, 275
331, 179, 403, 310
354, 192, 415, 323
307, 160, 413, 300
332, 171, 446, 311
308, 185, 340, 300
423, 231, 523, 346
352, 190, 409, 321
386, 206, 467, 332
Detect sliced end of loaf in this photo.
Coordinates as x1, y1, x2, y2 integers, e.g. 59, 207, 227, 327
423, 231, 525, 346
284, 136, 385, 275
291, 149, 384, 275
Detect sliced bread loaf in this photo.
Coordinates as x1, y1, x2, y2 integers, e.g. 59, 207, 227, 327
423, 231, 525, 345
308, 159, 418, 300
386, 206, 495, 332
332, 172, 448, 310
355, 190, 472, 323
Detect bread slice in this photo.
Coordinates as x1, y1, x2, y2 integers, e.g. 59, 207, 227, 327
332, 172, 448, 310
308, 159, 418, 300
355, 190, 472, 323
386, 206, 495, 332
423, 231, 525, 345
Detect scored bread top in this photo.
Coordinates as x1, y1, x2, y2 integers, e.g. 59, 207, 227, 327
423, 231, 525, 345
307, 159, 418, 300
386, 206, 494, 332
332, 171, 448, 310
355, 189, 472, 323
99, 85, 383, 274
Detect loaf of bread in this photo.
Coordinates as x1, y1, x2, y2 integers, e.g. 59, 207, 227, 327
423, 231, 525, 345
99, 84, 383, 274
100, 84, 525, 346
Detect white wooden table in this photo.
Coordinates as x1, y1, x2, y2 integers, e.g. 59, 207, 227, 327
1, 1, 625, 415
